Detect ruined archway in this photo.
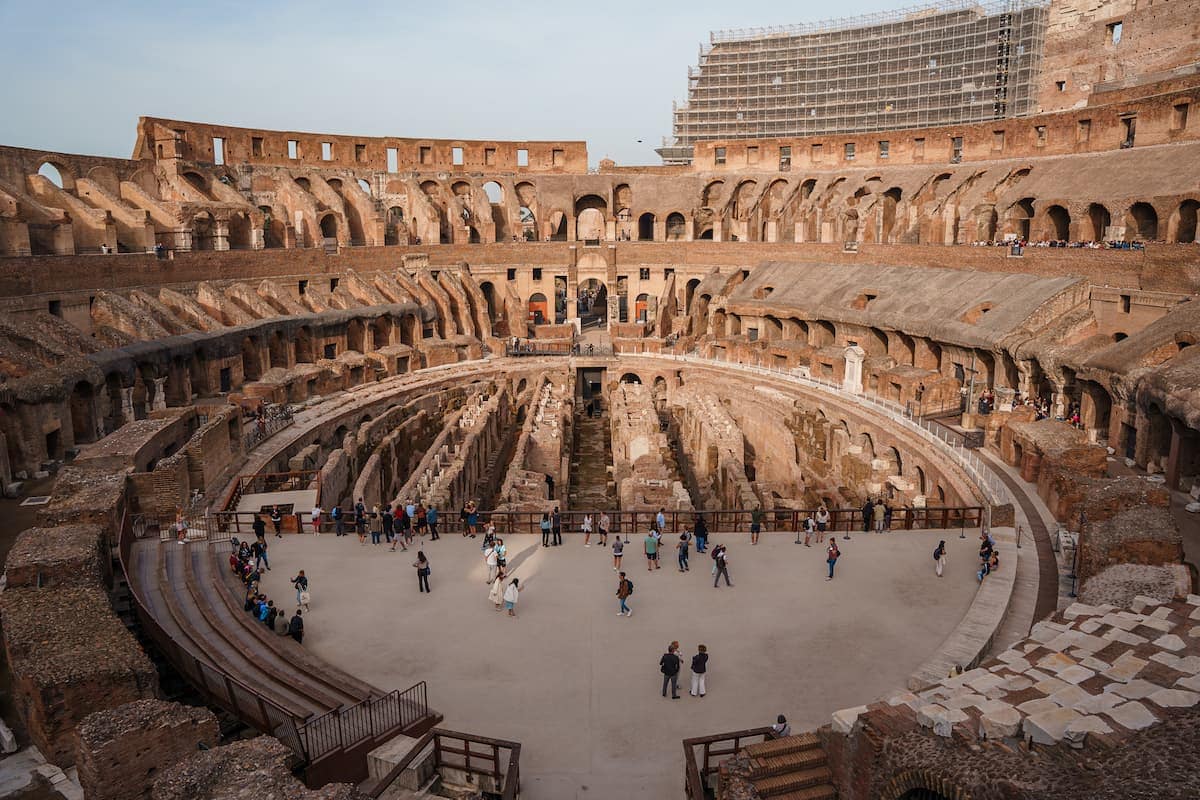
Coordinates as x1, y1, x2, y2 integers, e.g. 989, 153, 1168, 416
528, 292, 549, 326
1083, 203, 1111, 241
577, 279, 607, 328
1045, 204, 1070, 241
1127, 202, 1158, 240
1172, 199, 1199, 243
665, 212, 687, 241
638, 212, 656, 241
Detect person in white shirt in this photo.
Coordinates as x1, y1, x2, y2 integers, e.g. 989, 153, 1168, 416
503, 578, 521, 617
311, 505, 323, 535
770, 714, 791, 738
582, 514, 593, 547
485, 545, 499, 584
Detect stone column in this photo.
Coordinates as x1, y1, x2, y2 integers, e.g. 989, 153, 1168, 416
119, 387, 135, 425
1166, 418, 1185, 491
212, 220, 230, 251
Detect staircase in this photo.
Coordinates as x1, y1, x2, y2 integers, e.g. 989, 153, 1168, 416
569, 408, 615, 510
738, 734, 836, 800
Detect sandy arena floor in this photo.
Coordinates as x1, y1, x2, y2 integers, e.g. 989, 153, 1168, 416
257, 528, 982, 799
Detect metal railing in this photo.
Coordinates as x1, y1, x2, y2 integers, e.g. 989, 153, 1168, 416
117, 510, 434, 777
243, 412, 295, 451
620, 353, 1011, 510
682, 727, 775, 800
369, 728, 521, 800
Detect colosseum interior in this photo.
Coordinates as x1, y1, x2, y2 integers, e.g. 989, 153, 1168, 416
1, 1, 1199, 799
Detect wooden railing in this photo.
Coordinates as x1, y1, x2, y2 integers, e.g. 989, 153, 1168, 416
682, 727, 775, 800
368, 728, 521, 800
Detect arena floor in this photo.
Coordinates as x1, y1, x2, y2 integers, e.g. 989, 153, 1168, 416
256, 528, 982, 799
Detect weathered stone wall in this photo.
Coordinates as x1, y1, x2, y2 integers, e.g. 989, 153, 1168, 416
75, 700, 219, 800
1077, 506, 1187, 606
3, 525, 103, 589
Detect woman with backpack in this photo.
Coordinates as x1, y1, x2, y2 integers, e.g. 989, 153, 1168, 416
826, 538, 840, 580
934, 539, 947, 577
612, 536, 624, 571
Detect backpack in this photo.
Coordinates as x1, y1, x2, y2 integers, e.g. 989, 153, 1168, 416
331, 506, 341, 520
625, 579, 634, 596
933, 545, 942, 560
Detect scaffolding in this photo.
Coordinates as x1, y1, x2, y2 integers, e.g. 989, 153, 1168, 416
659, 0, 1049, 164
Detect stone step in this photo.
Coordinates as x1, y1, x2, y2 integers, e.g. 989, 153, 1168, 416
740, 732, 822, 759
768, 785, 837, 800
747, 747, 827, 780
752, 767, 833, 797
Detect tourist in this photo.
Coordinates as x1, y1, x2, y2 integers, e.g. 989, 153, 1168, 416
750, 506, 763, 545
598, 511, 610, 546
174, 508, 188, 544
265, 601, 279, 629
273, 607, 290, 636
485, 542, 500, 584
656, 507, 667, 533
801, 514, 815, 547
389, 514, 408, 551
427, 505, 440, 540
370, 505, 383, 545
481, 521, 496, 550
382, 504, 394, 544
770, 714, 791, 738
689, 644, 708, 697
540, 512, 552, 546
271, 505, 283, 538
251, 539, 270, 571
396, 503, 411, 543
861, 498, 874, 533
644, 529, 659, 571
405, 499, 417, 530
332, 504, 345, 536
413, 551, 431, 593
311, 503, 323, 535
694, 514, 708, 553
616, 571, 633, 616
712, 543, 731, 587
355, 499, 367, 543
873, 500, 887, 533
934, 539, 947, 577
466, 500, 479, 537
612, 535, 624, 571
883, 502, 894, 530
414, 501, 427, 539
677, 532, 690, 572
288, 610, 304, 643
488, 567, 507, 610
503, 578, 521, 617
258, 598, 272, 624
582, 513, 593, 546
552, 506, 562, 546
291, 570, 308, 607
816, 505, 830, 535
493, 537, 507, 571
826, 538, 840, 581
252, 513, 267, 543
659, 641, 682, 699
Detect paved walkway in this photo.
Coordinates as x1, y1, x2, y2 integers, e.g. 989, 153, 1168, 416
255, 530, 979, 800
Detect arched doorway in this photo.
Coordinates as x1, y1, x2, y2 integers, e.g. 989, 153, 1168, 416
319, 214, 339, 241
635, 293, 650, 324
1128, 202, 1158, 240
577, 279, 607, 328
528, 293, 549, 326
260, 206, 286, 248
575, 194, 607, 241
70, 382, 97, 444
1045, 205, 1070, 241
1173, 199, 1199, 243
619, 373, 641, 384
385, 206, 406, 245
666, 212, 687, 241
638, 213, 656, 241
685, 279, 701, 313
241, 337, 262, 381
346, 319, 366, 353
1084, 203, 1111, 241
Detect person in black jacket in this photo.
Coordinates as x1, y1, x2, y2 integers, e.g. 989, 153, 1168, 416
659, 641, 681, 699
288, 610, 304, 643
689, 644, 708, 697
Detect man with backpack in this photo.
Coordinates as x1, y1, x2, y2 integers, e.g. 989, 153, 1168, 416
934, 539, 947, 577
659, 641, 681, 699
712, 544, 732, 587
331, 504, 344, 536
616, 571, 633, 617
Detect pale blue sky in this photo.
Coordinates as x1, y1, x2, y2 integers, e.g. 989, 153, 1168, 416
0, 0, 899, 166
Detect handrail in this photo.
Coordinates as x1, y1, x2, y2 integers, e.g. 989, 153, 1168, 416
368, 728, 521, 800
682, 726, 775, 800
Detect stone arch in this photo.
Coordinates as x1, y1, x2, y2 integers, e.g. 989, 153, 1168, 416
70, 381, 97, 444
528, 292, 549, 325
1007, 197, 1035, 240
882, 445, 903, 476
319, 213, 339, 240
346, 319, 366, 353
685, 279, 701, 313
371, 317, 392, 349
37, 160, 73, 190
575, 194, 607, 241
241, 336, 263, 381
619, 373, 642, 384
1044, 204, 1070, 241
548, 210, 568, 241
665, 212, 687, 241
638, 212, 656, 241
762, 315, 784, 341
228, 211, 253, 249
881, 187, 903, 242
182, 171, 210, 196
192, 211, 215, 250
268, 330, 289, 368
811, 319, 835, 347
1083, 203, 1111, 241
1170, 199, 1199, 243
701, 180, 725, 208
1127, 202, 1158, 240
385, 205, 406, 245
259, 206, 286, 248
296, 326, 315, 363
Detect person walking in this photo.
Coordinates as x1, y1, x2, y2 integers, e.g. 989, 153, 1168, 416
493, 537, 508, 573
271, 505, 283, 538
551, 507, 562, 546
612, 536, 624, 571
582, 513, 593, 547
252, 513, 267, 544
690, 645, 708, 697
485, 543, 499, 584
712, 544, 732, 587
934, 539, 947, 577
694, 514, 708, 554
426, 505, 440, 540
413, 551, 431, 593
826, 538, 841, 581
644, 530, 659, 571
488, 567, 507, 610
414, 501, 427, 539
750, 507, 764, 545
660, 641, 681, 699
616, 571, 633, 616
389, 515, 409, 551
540, 513, 552, 547
598, 511, 610, 547
503, 578, 521, 617
252, 539, 270, 571
677, 533, 690, 573
291, 570, 309, 607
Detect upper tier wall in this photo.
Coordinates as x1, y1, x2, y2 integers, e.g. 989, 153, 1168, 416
689, 79, 1200, 171
133, 117, 588, 174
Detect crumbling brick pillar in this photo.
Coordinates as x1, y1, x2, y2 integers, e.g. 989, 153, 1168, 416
75, 700, 218, 800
